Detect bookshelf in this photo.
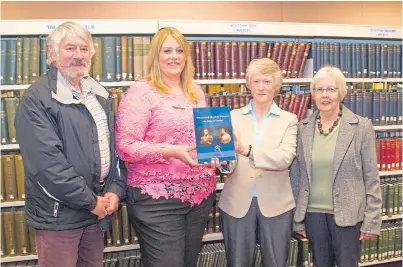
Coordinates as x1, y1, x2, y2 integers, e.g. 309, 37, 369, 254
1, 78, 401, 91
359, 257, 403, 266
1, 18, 402, 266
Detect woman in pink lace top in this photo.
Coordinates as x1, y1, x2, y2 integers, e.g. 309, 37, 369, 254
115, 27, 216, 267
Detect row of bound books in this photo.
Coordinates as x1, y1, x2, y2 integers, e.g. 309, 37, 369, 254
312, 42, 402, 79
343, 89, 403, 126
380, 176, 403, 217
376, 132, 403, 172
0, 36, 152, 85
189, 41, 311, 80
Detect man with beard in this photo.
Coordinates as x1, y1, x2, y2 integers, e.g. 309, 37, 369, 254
14, 22, 126, 267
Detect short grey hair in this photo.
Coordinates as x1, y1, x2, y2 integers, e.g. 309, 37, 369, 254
310, 65, 347, 100
46, 21, 95, 65
245, 58, 283, 95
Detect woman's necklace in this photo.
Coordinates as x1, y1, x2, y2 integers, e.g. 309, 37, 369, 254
317, 105, 343, 136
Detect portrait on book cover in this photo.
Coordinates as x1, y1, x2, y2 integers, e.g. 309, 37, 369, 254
216, 126, 232, 144
198, 127, 214, 146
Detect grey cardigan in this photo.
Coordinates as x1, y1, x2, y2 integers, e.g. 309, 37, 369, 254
290, 105, 382, 235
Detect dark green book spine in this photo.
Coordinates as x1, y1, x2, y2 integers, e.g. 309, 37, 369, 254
1, 99, 9, 145
6, 39, 17, 85
16, 37, 23, 85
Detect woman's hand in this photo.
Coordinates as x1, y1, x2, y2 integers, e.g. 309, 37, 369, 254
234, 134, 249, 157
162, 145, 199, 166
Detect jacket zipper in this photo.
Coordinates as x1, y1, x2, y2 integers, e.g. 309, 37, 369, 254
53, 202, 59, 217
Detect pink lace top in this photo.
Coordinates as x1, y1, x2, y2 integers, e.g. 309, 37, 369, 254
115, 80, 216, 206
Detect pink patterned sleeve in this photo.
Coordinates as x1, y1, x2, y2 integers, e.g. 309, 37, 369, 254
115, 82, 168, 164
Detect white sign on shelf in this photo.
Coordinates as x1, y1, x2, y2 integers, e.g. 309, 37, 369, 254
224, 22, 264, 35
369, 28, 399, 38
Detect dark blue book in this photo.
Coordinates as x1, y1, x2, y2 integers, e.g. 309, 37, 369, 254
372, 91, 380, 126
385, 91, 391, 125
335, 43, 340, 69
346, 43, 352, 78
356, 43, 361, 78
379, 90, 387, 125
320, 42, 325, 69
381, 44, 388, 79
375, 44, 381, 78
1, 40, 7, 85
329, 42, 335, 66
355, 90, 363, 117
362, 91, 371, 120
115, 36, 122, 82
398, 45, 402, 78
387, 44, 393, 78
361, 43, 368, 78
368, 44, 375, 78
343, 90, 351, 111
350, 91, 357, 114
101, 37, 116, 82
6, 38, 16, 85
193, 106, 236, 163
340, 43, 346, 76
352, 43, 357, 78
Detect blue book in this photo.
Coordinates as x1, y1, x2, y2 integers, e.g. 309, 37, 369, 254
334, 43, 340, 68
372, 91, 380, 126
115, 36, 122, 81
193, 106, 236, 163
1, 40, 7, 85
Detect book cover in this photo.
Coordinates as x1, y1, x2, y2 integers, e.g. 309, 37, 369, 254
193, 107, 236, 163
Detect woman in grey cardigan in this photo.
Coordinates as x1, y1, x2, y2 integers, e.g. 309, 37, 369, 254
291, 65, 382, 267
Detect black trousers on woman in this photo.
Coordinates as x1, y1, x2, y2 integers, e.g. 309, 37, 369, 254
304, 212, 362, 267
126, 186, 216, 267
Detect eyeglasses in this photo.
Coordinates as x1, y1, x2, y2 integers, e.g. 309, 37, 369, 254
314, 87, 339, 95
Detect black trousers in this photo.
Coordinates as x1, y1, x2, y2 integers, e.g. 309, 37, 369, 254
126, 186, 215, 267
220, 197, 293, 267
304, 212, 361, 267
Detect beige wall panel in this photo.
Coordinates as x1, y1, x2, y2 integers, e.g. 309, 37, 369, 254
1, 1, 401, 26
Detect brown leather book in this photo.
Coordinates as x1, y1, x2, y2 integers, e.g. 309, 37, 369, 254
205, 95, 212, 107
224, 42, 232, 79
287, 93, 297, 113
14, 210, 29, 255
112, 206, 122, 247
231, 42, 239, 79
286, 42, 299, 78
121, 36, 128, 81
195, 41, 201, 79
251, 42, 258, 61
208, 41, 215, 79
105, 228, 113, 247
200, 41, 208, 80
246, 42, 251, 67
282, 93, 292, 111
298, 43, 312, 78
226, 95, 234, 110
28, 226, 36, 254
2, 154, 17, 202
141, 37, 151, 77
188, 41, 197, 77
214, 41, 224, 79
239, 94, 247, 108
132, 37, 143, 80
278, 93, 285, 110
267, 42, 273, 59
258, 42, 267, 59
245, 94, 252, 105
292, 94, 303, 115
15, 154, 25, 201
299, 94, 312, 121
281, 42, 294, 76
211, 95, 220, 107
219, 95, 226, 107
290, 42, 306, 78
29, 38, 40, 84
271, 42, 281, 65
276, 42, 287, 70
238, 42, 247, 79
296, 94, 306, 119
3, 212, 17, 256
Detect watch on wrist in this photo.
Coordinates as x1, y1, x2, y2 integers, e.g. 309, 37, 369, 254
246, 145, 252, 157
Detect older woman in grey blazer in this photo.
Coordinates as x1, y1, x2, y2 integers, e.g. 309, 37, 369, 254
291, 66, 382, 267
219, 58, 298, 267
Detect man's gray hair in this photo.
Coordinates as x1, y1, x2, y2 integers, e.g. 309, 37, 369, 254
46, 21, 95, 65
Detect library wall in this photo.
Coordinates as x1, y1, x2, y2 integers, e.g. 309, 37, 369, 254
1, 1, 402, 27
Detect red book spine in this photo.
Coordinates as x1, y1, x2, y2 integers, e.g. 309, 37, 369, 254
272, 42, 281, 64
299, 94, 311, 121
251, 42, 258, 61
258, 42, 267, 58
246, 42, 251, 67
386, 138, 391, 171
205, 95, 212, 107
287, 94, 296, 113
207, 41, 214, 79
231, 42, 239, 79
278, 94, 285, 110
188, 41, 197, 78
226, 95, 234, 110
291, 94, 303, 115
276, 42, 287, 67
283, 93, 292, 112
296, 94, 306, 118
219, 95, 226, 107
376, 138, 381, 170
290, 43, 306, 78
200, 41, 208, 80
238, 42, 247, 79
380, 138, 387, 171
215, 42, 224, 79
390, 138, 396, 170
239, 94, 247, 108
224, 42, 232, 79
298, 43, 312, 78
233, 95, 240, 109
397, 138, 402, 170
281, 42, 294, 76
267, 42, 273, 59
286, 42, 298, 78
195, 41, 201, 79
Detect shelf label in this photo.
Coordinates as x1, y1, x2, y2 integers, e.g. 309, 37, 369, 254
369, 28, 398, 38
224, 23, 264, 35
46, 23, 95, 33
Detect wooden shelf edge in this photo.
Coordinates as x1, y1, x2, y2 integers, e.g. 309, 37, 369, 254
359, 257, 402, 266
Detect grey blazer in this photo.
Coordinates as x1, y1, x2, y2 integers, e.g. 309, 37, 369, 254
290, 106, 382, 235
